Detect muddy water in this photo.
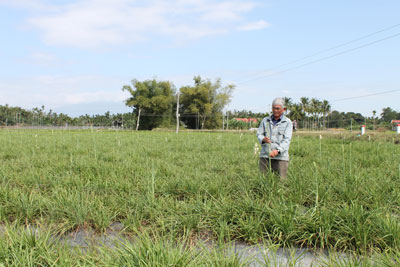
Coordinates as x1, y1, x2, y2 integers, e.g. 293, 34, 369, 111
62, 229, 339, 265
59, 222, 128, 249
230, 243, 333, 266
1, 223, 345, 266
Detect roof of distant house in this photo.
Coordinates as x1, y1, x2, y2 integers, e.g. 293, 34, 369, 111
234, 118, 258, 123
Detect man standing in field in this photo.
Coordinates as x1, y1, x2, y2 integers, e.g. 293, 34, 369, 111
257, 98, 293, 179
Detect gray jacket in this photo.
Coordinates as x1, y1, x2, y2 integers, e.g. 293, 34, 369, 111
256, 115, 293, 161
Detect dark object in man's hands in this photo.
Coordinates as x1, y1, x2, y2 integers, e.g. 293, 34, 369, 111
262, 137, 271, 144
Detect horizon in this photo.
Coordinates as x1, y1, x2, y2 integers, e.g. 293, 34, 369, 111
1, 100, 392, 119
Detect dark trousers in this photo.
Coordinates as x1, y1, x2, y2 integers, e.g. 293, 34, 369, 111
259, 157, 289, 179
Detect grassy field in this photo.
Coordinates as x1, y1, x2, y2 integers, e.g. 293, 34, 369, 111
0, 129, 399, 265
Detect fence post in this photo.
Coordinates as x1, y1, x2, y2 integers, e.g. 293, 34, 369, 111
222, 113, 225, 130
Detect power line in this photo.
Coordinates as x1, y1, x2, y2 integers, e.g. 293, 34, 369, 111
234, 23, 400, 83
237, 32, 400, 85
331, 89, 400, 102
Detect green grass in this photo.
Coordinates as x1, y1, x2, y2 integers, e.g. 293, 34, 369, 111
0, 129, 399, 265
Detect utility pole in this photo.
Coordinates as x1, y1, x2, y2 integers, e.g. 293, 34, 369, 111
196, 111, 199, 130
227, 112, 229, 130
176, 92, 180, 134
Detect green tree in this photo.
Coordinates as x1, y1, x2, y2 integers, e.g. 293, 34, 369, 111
122, 79, 176, 130
300, 97, 309, 115
372, 110, 377, 130
299, 97, 310, 129
321, 99, 331, 128
310, 98, 320, 128
344, 111, 364, 129
283, 97, 293, 115
180, 76, 234, 129
288, 103, 305, 122
329, 110, 344, 128
381, 107, 398, 122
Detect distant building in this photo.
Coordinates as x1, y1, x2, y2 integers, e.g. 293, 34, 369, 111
391, 120, 400, 130
234, 118, 258, 123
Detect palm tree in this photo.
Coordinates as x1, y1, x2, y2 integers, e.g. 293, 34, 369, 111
300, 97, 309, 113
310, 98, 320, 129
321, 100, 331, 128
283, 97, 293, 115
372, 110, 376, 130
289, 104, 305, 122
300, 97, 309, 129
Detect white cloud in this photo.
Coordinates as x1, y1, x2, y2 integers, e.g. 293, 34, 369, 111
237, 20, 269, 31
2, 0, 268, 48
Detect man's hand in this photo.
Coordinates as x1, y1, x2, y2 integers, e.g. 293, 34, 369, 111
269, 149, 279, 158
262, 137, 271, 144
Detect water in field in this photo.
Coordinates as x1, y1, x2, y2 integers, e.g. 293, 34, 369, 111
70, 232, 349, 266
232, 244, 331, 266
0, 222, 349, 266
59, 222, 127, 249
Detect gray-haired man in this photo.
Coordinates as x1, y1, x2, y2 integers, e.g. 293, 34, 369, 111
257, 98, 293, 179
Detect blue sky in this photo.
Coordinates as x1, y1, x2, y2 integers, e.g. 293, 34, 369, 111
1, 0, 399, 117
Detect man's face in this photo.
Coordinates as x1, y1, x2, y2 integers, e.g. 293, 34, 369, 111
272, 104, 285, 118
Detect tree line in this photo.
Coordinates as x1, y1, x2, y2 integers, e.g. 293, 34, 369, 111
0, 76, 399, 130
0, 104, 137, 128
284, 97, 398, 130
